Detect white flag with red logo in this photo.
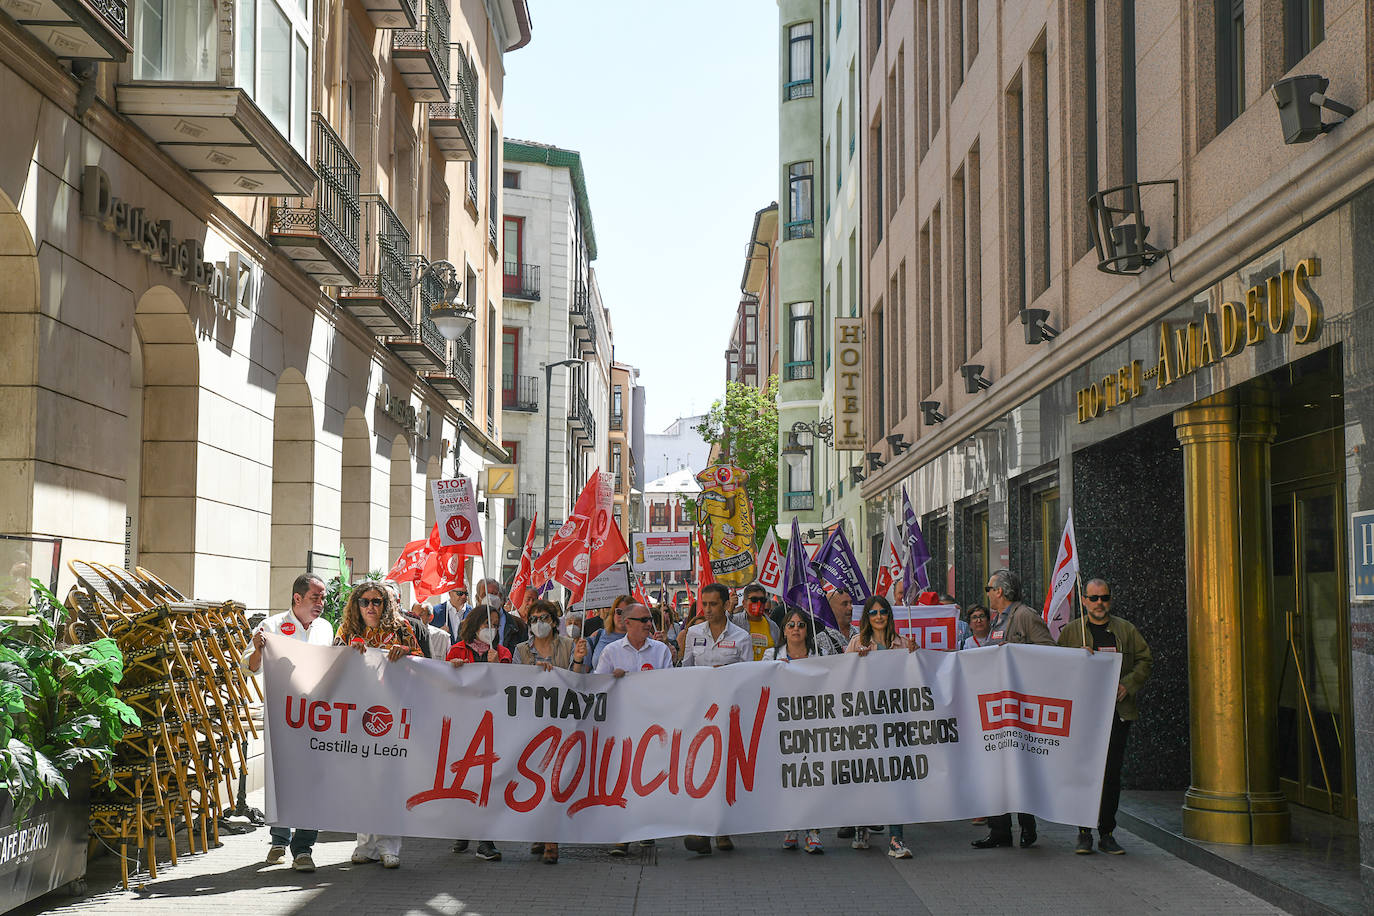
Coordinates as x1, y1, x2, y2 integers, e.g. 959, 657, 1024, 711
1042, 509, 1079, 639
874, 514, 904, 598
892, 604, 962, 651
430, 477, 483, 555
755, 529, 784, 596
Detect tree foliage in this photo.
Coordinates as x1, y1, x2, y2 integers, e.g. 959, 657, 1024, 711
694, 376, 779, 543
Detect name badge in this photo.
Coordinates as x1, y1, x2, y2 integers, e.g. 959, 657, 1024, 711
280, 621, 296, 636
693, 638, 706, 646
720, 641, 736, 649
990, 630, 1005, 641
1097, 646, 1118, 653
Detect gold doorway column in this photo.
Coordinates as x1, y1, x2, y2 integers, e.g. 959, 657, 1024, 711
1174, 386, 1290, 844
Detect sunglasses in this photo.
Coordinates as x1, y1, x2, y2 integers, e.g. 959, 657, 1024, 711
866, 607, 890, 616
614, 609, 626, 616
785, 620, 807, 629
747, 596, 767, 604
1085, 594, 1111, 602
359, 596, 385, 608
454, 591, 468, 597
625, 616, 653, 624
984, 585, 998, 593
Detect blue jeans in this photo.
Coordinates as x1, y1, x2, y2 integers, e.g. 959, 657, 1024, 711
270, 827, 318, 856
889, 824, 904, 841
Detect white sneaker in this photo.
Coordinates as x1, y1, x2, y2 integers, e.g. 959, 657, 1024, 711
782, 831, 798, 849
887, 837, 912, 859
804, 830, 823, 854
265, 845, 287, 865
381, 854, 401, 869
351, 850, 375, 864
851, 828, 869, 850
292, 853, 316, 872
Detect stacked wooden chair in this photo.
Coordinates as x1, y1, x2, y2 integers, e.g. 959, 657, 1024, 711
65, 561, 259, 889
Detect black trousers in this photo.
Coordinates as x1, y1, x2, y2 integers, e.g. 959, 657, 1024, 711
1092, 715, 1133, 834
987, 811, 1036, 841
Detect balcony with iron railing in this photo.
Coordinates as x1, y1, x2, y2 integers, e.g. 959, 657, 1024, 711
269, 114, 362, 287
503, 263, 540, 300
7, 0, 132, 61
392, 0, 451, 102
501, 373, 539, 411
386, 265, 447, 372
362, 0, 416, 29
488, 190, 499, 249
422, 334, 473, 401
610, 413, 623, 431
567, 387, 595, 444
341, 195, 412, 337
785, 491, 815, 511
428, 45, 478, 160
465, 166, 479, 216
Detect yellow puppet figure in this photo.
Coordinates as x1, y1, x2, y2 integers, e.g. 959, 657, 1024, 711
694, 464, 757, 586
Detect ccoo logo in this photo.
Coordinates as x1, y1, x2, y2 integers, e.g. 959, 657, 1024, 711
978, 690, 1073, 736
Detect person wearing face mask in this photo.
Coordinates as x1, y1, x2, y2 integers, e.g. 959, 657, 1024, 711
729, 583, 781, 660
481, 579, 527, 651
445, 606, 511, 862
513, 600, 587, 864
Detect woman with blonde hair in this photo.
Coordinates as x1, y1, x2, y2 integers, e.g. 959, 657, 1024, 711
333, 582, 421, 868
586, 594, 631, 669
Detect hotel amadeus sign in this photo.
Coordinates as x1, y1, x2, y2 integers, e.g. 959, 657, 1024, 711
833, 317, 864, 449
1076, 257, 1323, 424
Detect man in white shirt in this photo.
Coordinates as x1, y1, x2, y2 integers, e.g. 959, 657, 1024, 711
680, 583, 750, 855
594, 602, 672, 675
244, 573, 333, 873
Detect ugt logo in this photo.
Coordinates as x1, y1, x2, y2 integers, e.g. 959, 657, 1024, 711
285, 696, 412, 739
978, 690, 1072, 737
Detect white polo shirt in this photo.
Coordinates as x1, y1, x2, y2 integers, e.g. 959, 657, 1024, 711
594, 636, 673, 674
243, 609, 335, 673
680, 619, 753, 667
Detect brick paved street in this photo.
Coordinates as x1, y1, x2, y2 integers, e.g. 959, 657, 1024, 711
13, 790, 1286, 915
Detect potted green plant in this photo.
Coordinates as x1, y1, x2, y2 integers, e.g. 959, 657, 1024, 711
0, 580, 139, 909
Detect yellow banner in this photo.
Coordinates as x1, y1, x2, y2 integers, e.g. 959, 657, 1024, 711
695, 464, 757, 586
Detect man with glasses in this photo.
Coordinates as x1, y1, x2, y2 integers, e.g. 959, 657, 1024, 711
680, 582, 752, 854
730, 583, 781, 660
432, 585, 470, 637
244, 573, 333, 872
973, 568, 1054, 851
1056, 578, 1152, 855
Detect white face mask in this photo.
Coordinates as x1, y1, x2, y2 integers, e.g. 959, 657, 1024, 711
530, 620, 552, 639
477, 626, 496, 645
567, 624, 582, 639
484, 594, 502, 610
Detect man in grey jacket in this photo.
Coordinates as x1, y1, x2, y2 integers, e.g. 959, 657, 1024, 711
972, 568, 1055, 850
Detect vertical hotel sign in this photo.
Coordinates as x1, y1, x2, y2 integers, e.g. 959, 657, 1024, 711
833, 318, 864, 449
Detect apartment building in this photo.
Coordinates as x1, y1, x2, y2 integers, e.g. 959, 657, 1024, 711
858, 0, 1374, 866
498, 139, 611, 571
0, 0, 531, 609
727, 203, 779, 391
608, 360, 645, 542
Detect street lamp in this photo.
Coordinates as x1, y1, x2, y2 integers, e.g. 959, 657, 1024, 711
543, 358, 585, 547
410, 257, 474, 342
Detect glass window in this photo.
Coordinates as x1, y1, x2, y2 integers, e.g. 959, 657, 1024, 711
612, 386, 623, 418
786, 449, 812, 493
503, 217, 521, 272
1284, 0, 1324, 71
236, 0, 311, 151
787, 22, 814, 99
134, 0, 215, 81
788, 161, 814, 238
503, 170, 521, 189
787, 301, 814, 378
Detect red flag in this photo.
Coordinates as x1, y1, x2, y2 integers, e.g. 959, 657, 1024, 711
531, 475, 598, 589
696, 530, 716, 586
414, 524, 464, 602
632, 575, 650, 606
386, 536, 430, 583
533, 470, 629, 604
507, 514, 538, 609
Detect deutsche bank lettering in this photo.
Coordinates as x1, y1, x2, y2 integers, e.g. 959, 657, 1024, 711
262, 640, 1121, 843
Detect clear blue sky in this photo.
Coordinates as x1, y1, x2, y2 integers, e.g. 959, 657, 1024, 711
503, 1, 779, 433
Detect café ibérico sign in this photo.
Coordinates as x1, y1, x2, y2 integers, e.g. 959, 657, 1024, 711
262, 640, 1121, 843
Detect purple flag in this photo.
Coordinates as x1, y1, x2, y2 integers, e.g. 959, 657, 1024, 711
783, 517, 839, 630
901, 487, 932, 595
812, 527, 872, 601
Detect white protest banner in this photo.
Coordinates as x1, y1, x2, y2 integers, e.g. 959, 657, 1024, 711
431, 477, 482, 550
630, 533, 692, 573
571, 561, 630, 611
892, 604, 962, 650
262, 639, 1121, 843
756, 529, 783, 596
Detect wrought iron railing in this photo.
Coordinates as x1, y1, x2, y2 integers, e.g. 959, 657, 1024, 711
610, 413, 623, 431
785, 219, 815, 240
394, 0, 450, 88
583, 294, 599, 349
503, 263, 540, 299
91, 0, 128, 39
416, 269, 446, 355
466, 165, 479, 210
488, 190, 499, 248
269, 114, 361, 271
356, 194, 410, 316
785, 491, 815, 511
501, 373, 539, 410
453, 45, 479, 143
454, 335, 474, 393
572, 281, 588, 315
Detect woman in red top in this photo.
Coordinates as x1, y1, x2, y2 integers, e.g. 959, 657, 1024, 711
445, 606, 509, 861
333, 583, 420, 868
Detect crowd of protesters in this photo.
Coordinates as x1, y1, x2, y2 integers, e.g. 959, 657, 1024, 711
247, 566, 1150, 871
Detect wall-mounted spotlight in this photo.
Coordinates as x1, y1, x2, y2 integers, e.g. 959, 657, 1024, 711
960, 363, 993, 393
1272, 74, 1354, 143
1020, 308, 1059, 344
919, 401, 946, 426
886, 433, 912, 455
866, 451, 886, 471
849, 466, 866, 486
